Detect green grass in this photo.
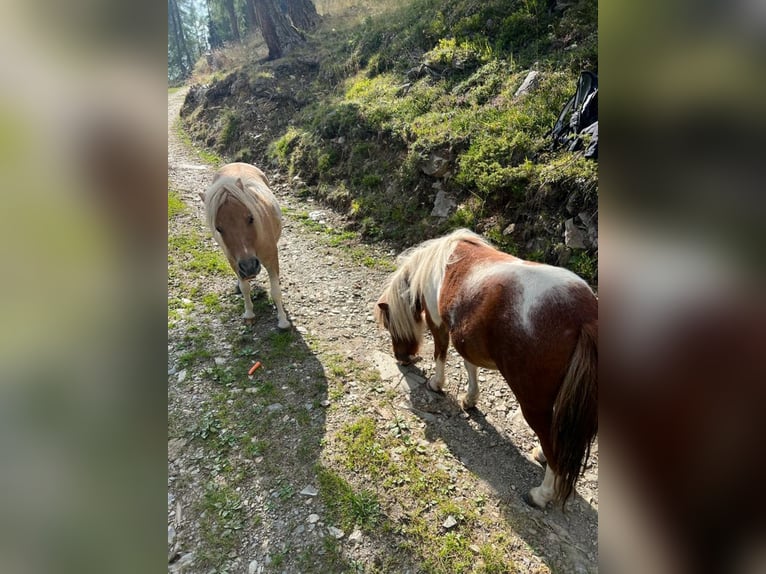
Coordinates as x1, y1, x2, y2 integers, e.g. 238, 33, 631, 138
168, 189, 185, 218
196, 481, 245, 568
317, 465, 381, 532
168, 229, 231, 275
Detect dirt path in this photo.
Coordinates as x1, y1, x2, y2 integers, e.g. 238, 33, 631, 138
168, 88, 598, 574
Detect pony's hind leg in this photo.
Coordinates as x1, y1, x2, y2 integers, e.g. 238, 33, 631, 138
266, 269, 290, 329
238, 278, 256, 324
526, 463, 557, 509
460, 360, 480, 410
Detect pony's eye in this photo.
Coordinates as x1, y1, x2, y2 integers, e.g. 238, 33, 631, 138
247, 215, 254, 225
215, 226, 223, 234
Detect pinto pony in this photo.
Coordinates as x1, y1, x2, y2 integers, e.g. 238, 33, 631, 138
375, 229, 597, 508
199, 162, 290, 329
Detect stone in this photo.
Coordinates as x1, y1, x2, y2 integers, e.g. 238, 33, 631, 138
266, 403, 284, 412
443, 515, 458, 529
214, 357, 226, 366
328, 526, 344, 539
300, 485, 319, 497
348, 529, 363, 544
371, 350, 403, 382
514, 70, 541, 98
168, 438, 187, 460
168, 525, 176, 546
308, 513, 320, 523
431, 190, 456, 218
564, 218, 587, 249
502, 223, 516, 236
177, 369, 187, 383
248, 559, 259, 574
422, 151, 451, 177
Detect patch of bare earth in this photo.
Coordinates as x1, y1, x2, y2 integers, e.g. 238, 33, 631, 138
168, 88, 597, 574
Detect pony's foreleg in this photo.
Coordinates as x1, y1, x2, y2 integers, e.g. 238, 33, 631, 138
238, 278, 256, 323
459, 360, 480, 410
267, 270, 291, 330
426, 321, 449, 393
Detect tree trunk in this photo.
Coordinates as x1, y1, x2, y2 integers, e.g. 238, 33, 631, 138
243, 0, 258, 34
253, 0, 306, 60
222, 0, 241, 42
286, 0, 320, 31
169, 0, 192, 77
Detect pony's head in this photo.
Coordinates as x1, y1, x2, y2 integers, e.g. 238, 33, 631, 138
200, 177, 262, 280
375, 275, 425, 364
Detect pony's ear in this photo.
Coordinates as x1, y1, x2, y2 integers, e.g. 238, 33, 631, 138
377, 301, 389, 312
235, 178, 245, 191
198, 191, 206, 202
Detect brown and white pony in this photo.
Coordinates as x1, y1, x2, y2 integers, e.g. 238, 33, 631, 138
375, 229, 597, 508
199, 162, 290, 329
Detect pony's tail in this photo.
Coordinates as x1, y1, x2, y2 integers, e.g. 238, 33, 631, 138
551, 320, 598, 504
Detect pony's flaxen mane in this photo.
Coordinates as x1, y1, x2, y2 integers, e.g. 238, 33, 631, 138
203, 176, 273, 242
376, 228, 490, 341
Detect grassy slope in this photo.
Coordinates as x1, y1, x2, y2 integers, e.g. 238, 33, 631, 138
181, 0, 597, 284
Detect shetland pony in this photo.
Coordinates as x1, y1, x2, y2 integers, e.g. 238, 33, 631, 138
375, 229, 597, 508
199, 162, 290, 329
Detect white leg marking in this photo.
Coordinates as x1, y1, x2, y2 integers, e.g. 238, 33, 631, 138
427, 356, 445, 392
528, 463, 557, 508
268, 272, 290, 329
460, 360, 479, 409
239, 279, 255, 320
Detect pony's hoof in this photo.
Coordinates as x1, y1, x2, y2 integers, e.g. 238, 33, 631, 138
532, 446, 547, 467
277, 321, 291, 330
426, 376, 444, 394
397, 355, 421, 366
522, 491, 546, 510
243, 316, 256, 326
459, 394, 477, 410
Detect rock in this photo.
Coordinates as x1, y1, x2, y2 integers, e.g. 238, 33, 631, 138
170, 552, 194, 572
168, 525, 176, 546
514, 70, 541, 98
300, 485, 319, 497
430, 190, 456, 218
502, 223, 516, 236
214, 357, 226, 366
266, 403, 284, 412
422, 151, 451, 177
328, 526, 344, 539
564, 218, 587, 249
308, 513, 320, 523
443, 515, 458, 529
371, 350, 403, 382
177, 369, 187, 383
248, 559, 260, 574
308, 210, 325, 222
168, 438, 187, 460
348, 529, 363, 544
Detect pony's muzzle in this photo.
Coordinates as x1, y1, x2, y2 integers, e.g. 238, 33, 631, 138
237, 257, 261, 279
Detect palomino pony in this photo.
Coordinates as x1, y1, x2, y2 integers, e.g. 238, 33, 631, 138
199, 162, 290, 329
375, 229, 597, 508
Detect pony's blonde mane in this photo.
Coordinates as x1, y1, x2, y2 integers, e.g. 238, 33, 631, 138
202, 176, 273, 251
376, 229, 490, 341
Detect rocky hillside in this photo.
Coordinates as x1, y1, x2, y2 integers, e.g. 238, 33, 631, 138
180, 0, 598, 284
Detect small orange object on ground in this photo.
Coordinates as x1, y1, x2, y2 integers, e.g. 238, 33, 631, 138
248, 361, 262, 375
